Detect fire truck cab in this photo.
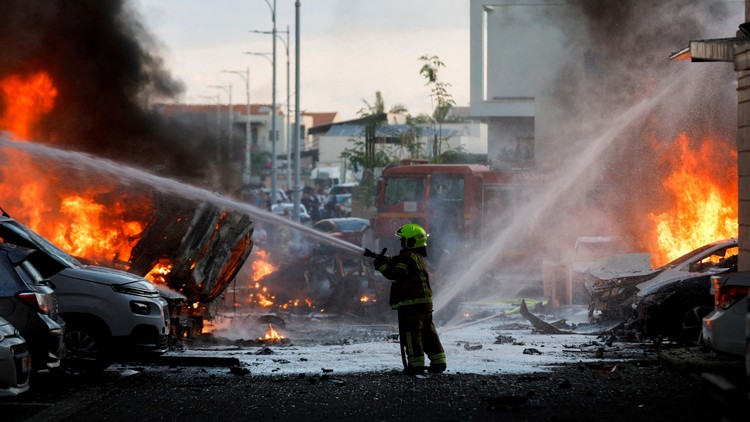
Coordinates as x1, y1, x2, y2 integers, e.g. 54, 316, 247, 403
371, 163, 531, 260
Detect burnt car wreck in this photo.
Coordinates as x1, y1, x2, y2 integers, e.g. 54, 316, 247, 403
125, 196, 254, 336
585, 238, 738, 344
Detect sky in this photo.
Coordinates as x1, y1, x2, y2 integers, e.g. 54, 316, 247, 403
133, 0, 471, 121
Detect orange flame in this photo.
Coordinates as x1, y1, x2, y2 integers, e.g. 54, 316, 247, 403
0, 72, 57, 140
0, 71, 152, 266
251, 249, 277, 281
260, 323, 284, 341
648, 133, 738, 266
145, 260, 173, 284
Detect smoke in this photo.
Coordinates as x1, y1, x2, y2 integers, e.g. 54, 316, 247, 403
0, 0, 215, 178
434, 1, 741, 317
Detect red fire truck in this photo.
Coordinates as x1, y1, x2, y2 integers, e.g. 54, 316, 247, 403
369, 163, 545, 260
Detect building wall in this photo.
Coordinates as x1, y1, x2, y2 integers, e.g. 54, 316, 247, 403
469, 0, 588, 166
737, 3, 750, 270
314, 122, 488, 178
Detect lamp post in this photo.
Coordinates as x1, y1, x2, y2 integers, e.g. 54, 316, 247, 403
247, 0, 278, 201
251, 26, 291, 192
221, 68, 252, 188
208, 84, 233, 162
293, 1, 301, 222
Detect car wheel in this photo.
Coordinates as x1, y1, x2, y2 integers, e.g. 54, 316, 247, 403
59, 324, 112, 377
680, 305, 712, 345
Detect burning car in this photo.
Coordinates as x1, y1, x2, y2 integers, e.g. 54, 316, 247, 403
629, 268, 734, 344
587, 238, 738, 323
126, 198, 254, 336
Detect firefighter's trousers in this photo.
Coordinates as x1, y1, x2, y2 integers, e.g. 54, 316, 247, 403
397, 303, 446, 369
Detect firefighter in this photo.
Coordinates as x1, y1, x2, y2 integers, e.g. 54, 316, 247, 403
370, 223, 447, 375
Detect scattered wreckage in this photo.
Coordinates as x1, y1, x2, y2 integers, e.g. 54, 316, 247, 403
515, 238, 740, 347
582, 238, 738, 343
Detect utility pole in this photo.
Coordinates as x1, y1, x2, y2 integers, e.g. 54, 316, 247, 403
293, 1, 302, 222
250, 27, 291, 192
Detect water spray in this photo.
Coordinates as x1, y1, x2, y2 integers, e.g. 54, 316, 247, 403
0, 137, 364, 256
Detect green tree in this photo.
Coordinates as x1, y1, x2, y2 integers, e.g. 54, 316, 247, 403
360, 91, 407, 115
340, 92, 406, 210
419, 54, 455, 159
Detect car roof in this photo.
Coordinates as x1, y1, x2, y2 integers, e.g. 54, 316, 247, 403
315, 217, 369, 230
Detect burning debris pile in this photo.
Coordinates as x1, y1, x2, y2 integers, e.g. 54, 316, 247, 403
221, 242, 390, 320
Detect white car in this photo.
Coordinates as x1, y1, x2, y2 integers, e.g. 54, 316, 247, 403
0, 316, 30, 396
271, 203, 311, 225
0, 216, 170, 376
702, 271, 750, 356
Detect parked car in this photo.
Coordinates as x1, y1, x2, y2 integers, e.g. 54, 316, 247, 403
0, 214, 169, 376
312, 218, 371, 248
0, 315, 31, 396
263, 188, 289, 204
271, 203, 311, 225
629, 269, 733, 344
0, 243, 64, 372
701, 271, 750, 356
588, 238, 738, 322
328, 182, 358, 196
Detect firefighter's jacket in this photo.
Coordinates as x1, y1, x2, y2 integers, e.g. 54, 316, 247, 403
375, 248, 433, 309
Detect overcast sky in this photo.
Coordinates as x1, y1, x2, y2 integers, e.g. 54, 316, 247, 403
133, 0, 470, 120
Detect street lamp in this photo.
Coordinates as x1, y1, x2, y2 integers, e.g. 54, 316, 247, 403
208, 84, 232, 162
249, 0, 279, 202
221, 68, 252, 188
251, 27, 291, 191
293, 1, 302, 222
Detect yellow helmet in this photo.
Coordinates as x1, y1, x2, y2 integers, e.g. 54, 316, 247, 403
395, 224, 429, 248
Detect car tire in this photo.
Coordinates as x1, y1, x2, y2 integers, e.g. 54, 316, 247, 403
58, 323, 112, 377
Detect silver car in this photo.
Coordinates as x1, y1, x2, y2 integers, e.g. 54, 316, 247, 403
702, 271, 750, 356
0, 316, 30, 396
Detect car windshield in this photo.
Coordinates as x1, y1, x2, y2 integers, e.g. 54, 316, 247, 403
661, 240, 735, 270
0, 220, 81, 268
384, 177, 425, 205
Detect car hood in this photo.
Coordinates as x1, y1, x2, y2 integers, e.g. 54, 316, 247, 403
588, 252, 655, 280
636, 267, 732, 296
55, 265, 153, 287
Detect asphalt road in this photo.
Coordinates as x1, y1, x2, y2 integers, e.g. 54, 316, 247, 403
2, 347, 745, 422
